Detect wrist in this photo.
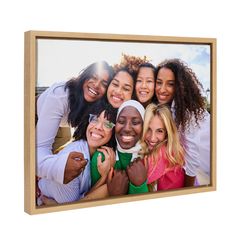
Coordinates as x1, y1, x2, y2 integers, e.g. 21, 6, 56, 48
129, 178, 146, 187
129, 181, 148, 194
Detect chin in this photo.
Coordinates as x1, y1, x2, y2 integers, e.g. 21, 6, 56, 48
112, 103, 121, 109
120, 142, 135, 150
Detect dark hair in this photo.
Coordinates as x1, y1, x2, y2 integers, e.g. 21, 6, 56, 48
134, 62, 157, 105
114, 67, 136, 99
112, 54, 150, 100
137, 62, 156, 75
155, 58, 205, 131
65, 61, 114, 127
73, 100, 117, 149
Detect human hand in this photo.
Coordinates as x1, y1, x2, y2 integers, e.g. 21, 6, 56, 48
126, 157, 147, 186
97, 146, 116, 177
64, 151, 87, 184
41, 195, 58, 206
107, 168, 129, 196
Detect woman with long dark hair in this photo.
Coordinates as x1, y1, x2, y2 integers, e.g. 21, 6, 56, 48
36, 61, 114, 164
135, 63, 156, 108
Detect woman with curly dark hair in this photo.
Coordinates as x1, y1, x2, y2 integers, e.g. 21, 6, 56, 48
106, 54, 149, 109
106, 67, 135, 109
155, 58, 210, 187
37, 100, 117, 205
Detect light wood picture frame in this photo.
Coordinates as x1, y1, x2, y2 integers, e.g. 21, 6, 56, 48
24, 30, 216, 214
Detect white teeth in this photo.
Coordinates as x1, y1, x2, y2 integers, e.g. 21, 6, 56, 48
112, 96, 122, 101
159, 94, 167, 98
149, 142, 157, 146
140, 91, 148, 95
122, 136, 133, 141
91, 132, 102, 139
88, 88, 98, 95
159, 95, 168, 100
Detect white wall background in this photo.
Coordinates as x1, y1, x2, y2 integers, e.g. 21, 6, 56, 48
0, 0, 234, 235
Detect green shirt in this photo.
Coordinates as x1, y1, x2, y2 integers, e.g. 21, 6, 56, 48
90, 150, 148, 194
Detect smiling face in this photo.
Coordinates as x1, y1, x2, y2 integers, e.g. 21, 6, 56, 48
155, 67, 175, 104
144, 115, 166, 151
86, 111, 113, 155
135, 67, 155, 106
83, 69, 110, 102
107, 71, 134, 108
115, 106, 143, 149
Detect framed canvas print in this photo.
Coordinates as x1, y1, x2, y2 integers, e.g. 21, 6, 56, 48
24, 31, 216, 214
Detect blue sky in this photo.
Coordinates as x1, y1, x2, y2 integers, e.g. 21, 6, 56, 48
37, 39, 211, 99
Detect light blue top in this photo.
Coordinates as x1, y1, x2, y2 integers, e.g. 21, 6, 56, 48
37, 140, 91, 204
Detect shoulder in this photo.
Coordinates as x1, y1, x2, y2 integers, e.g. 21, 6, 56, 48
188, 109, 210, 133
37, 82, 69, 114
50, 82, 68, 98
59, 140, 89, 157
157, 145, 168, 160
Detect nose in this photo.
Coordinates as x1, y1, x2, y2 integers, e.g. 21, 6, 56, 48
123, 121, 132, 133
150, 132, 157, 142
147, 131, 157, 143
141, 81, 147, 88
94, 120, 103, 130
159, 84, 167, 93
93, 79, 100, 88
114, 86, 122, 95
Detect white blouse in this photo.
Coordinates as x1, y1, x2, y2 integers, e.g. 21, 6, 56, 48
171, 103, 210, 179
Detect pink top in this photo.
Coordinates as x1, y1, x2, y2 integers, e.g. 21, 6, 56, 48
147, 146, 184, 191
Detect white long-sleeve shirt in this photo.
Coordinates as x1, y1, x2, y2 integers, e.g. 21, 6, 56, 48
171, 103, 210, 177
36, 82, 70, 163
37, 140, 91, 204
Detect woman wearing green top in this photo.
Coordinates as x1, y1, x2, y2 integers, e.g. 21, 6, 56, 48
90, 100, 148, 196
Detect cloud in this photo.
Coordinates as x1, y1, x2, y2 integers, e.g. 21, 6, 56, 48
37, 39, 211, 92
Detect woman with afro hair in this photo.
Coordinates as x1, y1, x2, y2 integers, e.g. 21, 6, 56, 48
154, 58, 210, 187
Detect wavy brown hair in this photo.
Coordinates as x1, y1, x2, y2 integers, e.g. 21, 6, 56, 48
112, 54, 150, 98
113, 53, 149, 75
155, 58, 205, 132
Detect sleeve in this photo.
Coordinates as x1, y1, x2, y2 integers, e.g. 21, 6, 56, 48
181, 121, 201, 177
182, 111, 211, 177
37, 141, 79, 184
114, 160, 122, 170
158, 168, 185, 190
36, 86, 68, 167
198, 112, 211, 175
90, 151, 105, 186
128, 181, 149, 194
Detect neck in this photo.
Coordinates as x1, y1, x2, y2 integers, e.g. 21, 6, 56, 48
89, 146, 96, 157
142, 101, 150, 108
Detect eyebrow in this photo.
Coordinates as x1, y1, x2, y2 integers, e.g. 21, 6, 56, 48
118, 115, 142, 120
113, 78, 133, 88
137, 76, 154, 79
156, 78, 175, 81
94, 73, 108, 81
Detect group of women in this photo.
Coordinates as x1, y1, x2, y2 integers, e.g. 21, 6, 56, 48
36, 56, 210, 205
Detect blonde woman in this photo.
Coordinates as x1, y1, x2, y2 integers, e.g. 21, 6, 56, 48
142, 103, 185, 191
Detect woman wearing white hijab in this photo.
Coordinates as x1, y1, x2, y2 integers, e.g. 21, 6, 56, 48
90, 100, 148, 196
